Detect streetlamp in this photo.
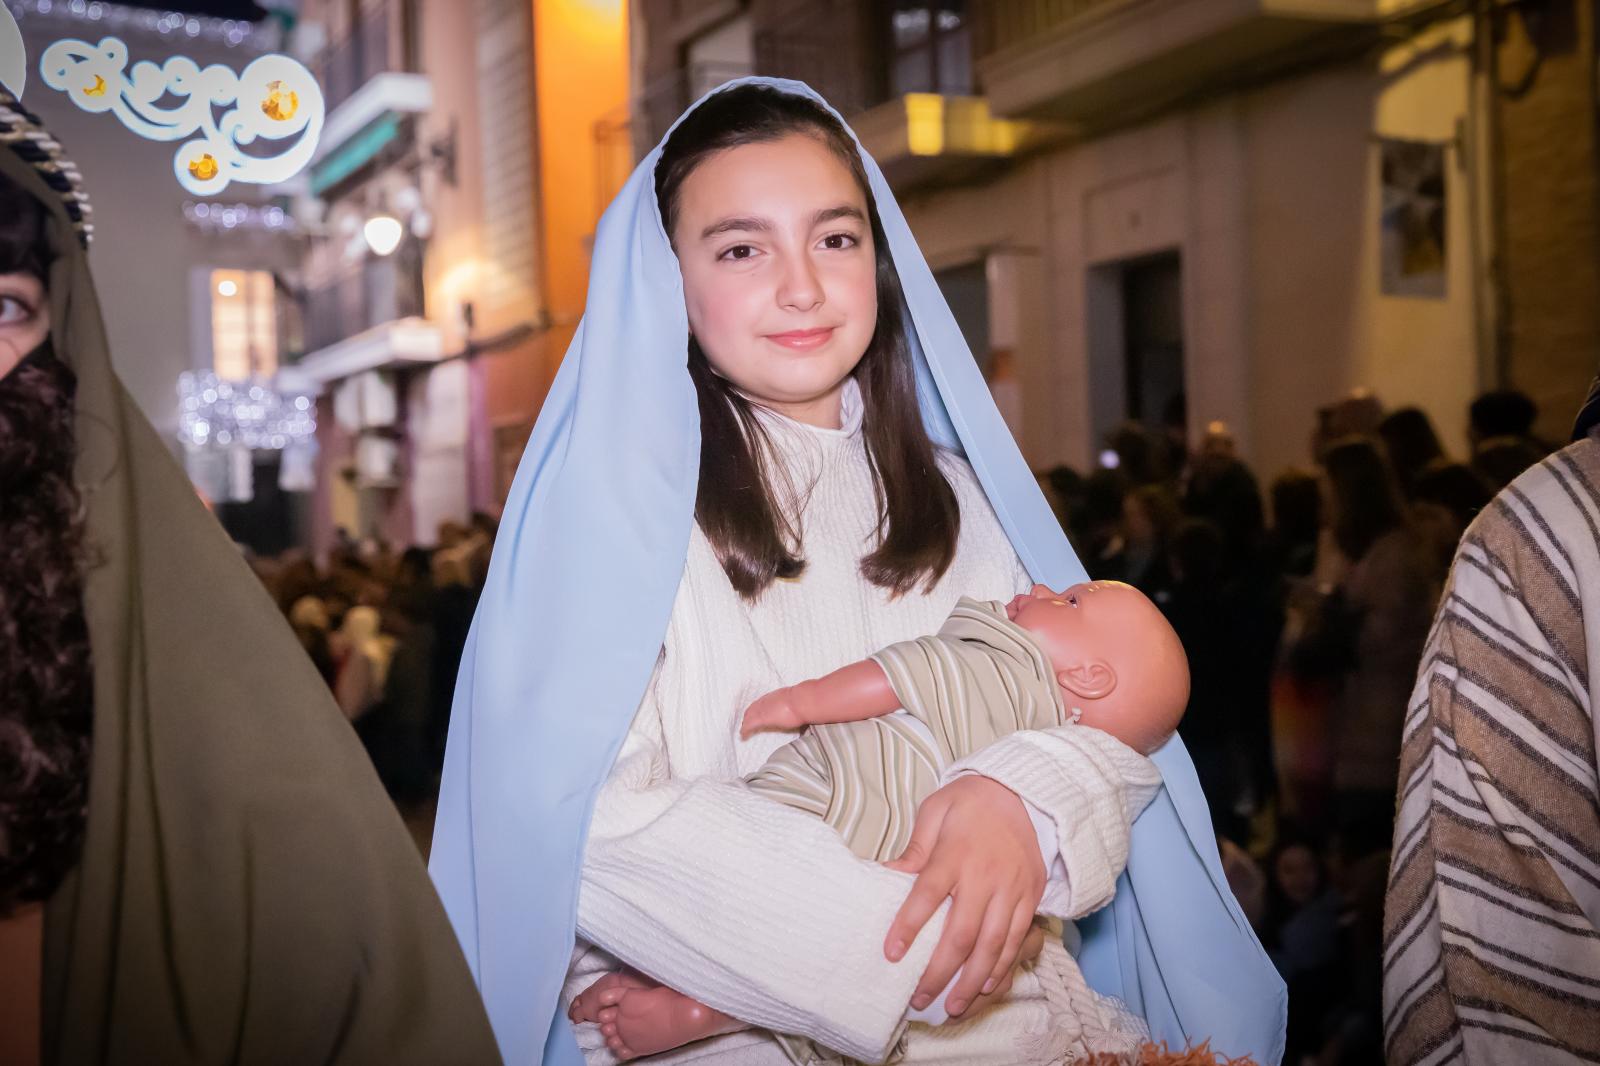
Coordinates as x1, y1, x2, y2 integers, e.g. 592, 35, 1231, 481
362, 213, 404, 256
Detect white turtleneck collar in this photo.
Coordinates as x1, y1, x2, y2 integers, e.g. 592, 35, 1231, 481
748, 375, 865, 443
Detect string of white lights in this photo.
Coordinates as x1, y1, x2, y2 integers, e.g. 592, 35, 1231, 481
2, 0, 270, 49
179, 370, 316, 451
183, 199, 297, 232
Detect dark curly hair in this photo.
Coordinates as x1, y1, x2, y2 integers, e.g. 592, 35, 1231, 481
0, 168, 92, 916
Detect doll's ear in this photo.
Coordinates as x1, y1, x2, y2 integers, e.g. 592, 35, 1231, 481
1057, 662, 1117, 701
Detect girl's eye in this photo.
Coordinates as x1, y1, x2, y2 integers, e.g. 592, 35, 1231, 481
718, 244, 758, 262
819, 232, 858, 251
1068, 595, 1079, 607
0, 295, 35, 325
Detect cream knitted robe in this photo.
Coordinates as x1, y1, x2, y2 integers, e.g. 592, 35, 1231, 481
565, 385, 1162, 1064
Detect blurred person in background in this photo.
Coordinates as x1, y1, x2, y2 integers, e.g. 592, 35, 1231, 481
1290, 438, 1440, 843
288, 593, 336, 684
1103, 483, 1181, 597
1184, 445, 1283, 821
1163, 518, 1249, 835
1264, 832, 1343, 1064
1377, 406, 1446, 501
1411, 459, 1493, 571
1269, 470, 1337, 830
1268, 469, 1323, 580
1468, 388, 1548, 491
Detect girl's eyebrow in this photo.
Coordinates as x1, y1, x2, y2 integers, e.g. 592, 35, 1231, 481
699, 204, 866, 241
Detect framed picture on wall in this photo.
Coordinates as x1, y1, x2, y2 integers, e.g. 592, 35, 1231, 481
1379, 137, 1447, 299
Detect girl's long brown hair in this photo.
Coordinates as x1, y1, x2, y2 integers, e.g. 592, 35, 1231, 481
657, 85, 960, 601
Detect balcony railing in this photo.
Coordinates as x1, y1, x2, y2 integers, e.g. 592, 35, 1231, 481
974, 0, 1126, 57
317, 3, 396, 113
303, 251, 424, 354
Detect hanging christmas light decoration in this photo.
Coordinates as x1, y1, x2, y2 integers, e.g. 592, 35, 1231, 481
178, 370, 316, 451
4, 1, 267, 50
39, 34, 323, 194
182, 198, 297, 233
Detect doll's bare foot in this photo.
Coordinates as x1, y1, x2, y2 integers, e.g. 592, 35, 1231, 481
595, 982, 745, 1061
568, 970, 655, 1026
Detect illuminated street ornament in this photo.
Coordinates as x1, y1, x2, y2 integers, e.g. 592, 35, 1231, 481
38, 36, 324, 195
178, 370, 316, 451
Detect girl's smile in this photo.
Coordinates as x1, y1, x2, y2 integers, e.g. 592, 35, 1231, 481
764, 326, 836, 351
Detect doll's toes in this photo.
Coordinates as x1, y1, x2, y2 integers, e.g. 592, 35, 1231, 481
598, 1006, 619, 1024
597, 986, 626, 1006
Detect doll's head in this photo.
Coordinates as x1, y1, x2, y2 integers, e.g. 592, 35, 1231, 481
1005, 581, 1189, 754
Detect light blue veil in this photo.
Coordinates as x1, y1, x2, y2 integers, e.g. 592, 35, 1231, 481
430, 77, 1286, 1066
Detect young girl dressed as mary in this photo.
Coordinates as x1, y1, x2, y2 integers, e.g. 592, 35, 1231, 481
430, 80, 1287, 1066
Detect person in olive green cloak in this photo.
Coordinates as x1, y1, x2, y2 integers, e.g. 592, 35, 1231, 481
0, 90, 501, 1066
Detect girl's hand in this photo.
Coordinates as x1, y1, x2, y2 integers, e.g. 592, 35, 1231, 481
882, 775, 1046, 1019
958, 921, 1045, 1019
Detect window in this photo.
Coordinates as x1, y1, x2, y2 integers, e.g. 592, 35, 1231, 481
211, 269, 278, 380
890, 1, 971, 97
686, 14, 754, 100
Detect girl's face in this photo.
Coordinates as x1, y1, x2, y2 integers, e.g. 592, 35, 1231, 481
0, 270, 47, 379
671, 133, 878, 428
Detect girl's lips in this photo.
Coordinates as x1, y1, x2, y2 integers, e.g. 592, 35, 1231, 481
765, 327, 835, 350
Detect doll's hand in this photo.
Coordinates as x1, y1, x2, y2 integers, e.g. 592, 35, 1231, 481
882, 775, 1046, 1020
738, 688, 805, 739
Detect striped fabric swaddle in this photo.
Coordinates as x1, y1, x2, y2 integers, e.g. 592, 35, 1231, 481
745, 597, 1067, 863
745, 599, 1128, 1066
1383, 438, 1600, 1065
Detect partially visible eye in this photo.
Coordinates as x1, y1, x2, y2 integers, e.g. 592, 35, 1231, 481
1068, 595, 1080, 607
819, 232, 859, 251
718, 244, 758, 262
0, 295, 35, 324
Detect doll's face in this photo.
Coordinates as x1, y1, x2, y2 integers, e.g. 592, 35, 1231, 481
670, 133, 878, 429
1005, 580, 1190, 753
1005, 582, 1115, 652
0, 270, 47, 379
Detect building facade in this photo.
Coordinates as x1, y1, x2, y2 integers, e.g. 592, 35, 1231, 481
289, 0, 628, 554
6, 0, 310, 550
633, 0, 1600, 474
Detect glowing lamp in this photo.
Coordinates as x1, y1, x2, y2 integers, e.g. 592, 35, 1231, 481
363, 215, 403, 257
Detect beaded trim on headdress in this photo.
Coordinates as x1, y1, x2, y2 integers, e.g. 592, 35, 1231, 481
0, 88, 94, 247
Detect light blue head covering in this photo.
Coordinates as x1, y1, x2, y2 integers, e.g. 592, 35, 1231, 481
430, 77, 1286, 1066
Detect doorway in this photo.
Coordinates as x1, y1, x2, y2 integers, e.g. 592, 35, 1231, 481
1086, 250, 1185, 455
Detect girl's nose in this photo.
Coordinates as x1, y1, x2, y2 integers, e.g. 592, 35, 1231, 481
777, 255, 824, 312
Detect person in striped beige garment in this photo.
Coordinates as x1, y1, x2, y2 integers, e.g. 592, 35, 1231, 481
1383, 382, 1600, 1064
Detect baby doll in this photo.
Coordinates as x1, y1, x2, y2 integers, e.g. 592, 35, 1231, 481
571, 581, 1190, 1062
